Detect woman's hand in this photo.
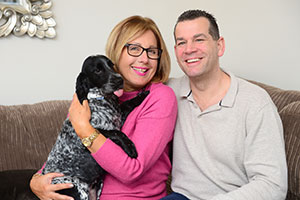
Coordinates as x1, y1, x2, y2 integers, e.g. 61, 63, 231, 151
30, 173, 74, 200
68, 93, 93, 138
68, 93, 107, 152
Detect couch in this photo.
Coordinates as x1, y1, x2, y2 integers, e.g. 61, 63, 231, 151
0, 80, 299, 200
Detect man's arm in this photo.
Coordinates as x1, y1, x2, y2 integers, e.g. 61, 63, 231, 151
211, 102, 288, 200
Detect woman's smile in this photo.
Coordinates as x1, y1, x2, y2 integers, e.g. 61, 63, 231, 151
131, 66, 149, 76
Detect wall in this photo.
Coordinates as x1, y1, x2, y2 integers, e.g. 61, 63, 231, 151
1, 0, 299, 105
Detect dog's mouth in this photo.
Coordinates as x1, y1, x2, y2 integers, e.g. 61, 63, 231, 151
114, 89, 123, 97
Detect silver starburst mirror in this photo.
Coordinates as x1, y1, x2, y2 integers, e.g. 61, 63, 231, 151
0, 0, 56, 39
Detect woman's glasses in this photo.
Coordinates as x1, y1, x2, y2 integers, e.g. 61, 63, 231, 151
125, 43, 162, 60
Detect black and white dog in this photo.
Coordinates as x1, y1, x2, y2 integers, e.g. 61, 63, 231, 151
42, 55, 149, 200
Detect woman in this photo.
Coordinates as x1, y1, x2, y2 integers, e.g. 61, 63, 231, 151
30, 15, 177, 200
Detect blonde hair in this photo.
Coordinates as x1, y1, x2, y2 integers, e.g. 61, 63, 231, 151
105, 15, 171, 83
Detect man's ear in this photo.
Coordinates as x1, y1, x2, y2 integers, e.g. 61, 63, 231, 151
217, 36, 225, 57
174, 44, 179, 58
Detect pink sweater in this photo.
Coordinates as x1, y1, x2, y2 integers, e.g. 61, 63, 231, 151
39, 83, 177, 199
92, 83, 177, 199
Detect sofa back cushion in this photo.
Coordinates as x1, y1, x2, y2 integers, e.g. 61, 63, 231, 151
249, 80, 300, 111
279, 101, 300, 199
250, 80, 300, 199
0, 100, 70, 171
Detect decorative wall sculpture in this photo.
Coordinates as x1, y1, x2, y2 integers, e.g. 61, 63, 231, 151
0, 0, 56, 39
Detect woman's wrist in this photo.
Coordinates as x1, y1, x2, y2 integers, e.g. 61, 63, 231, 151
77, 124, 95, 139
30, 172, 41, 194
89, 132, 107, 153
71, 118, 94, 139
32, 172, 42, 179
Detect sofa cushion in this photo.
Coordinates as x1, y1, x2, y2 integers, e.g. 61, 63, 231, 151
0, 100, 70, 171
279, 101, 300, 199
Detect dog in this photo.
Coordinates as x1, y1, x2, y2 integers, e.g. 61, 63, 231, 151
42, 55, 149, 200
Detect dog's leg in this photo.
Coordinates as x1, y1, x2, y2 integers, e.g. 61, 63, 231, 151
89, 177, 103, 200
100, 129, 138, 158
120, 90, 150, 123
57, 187, 81, 200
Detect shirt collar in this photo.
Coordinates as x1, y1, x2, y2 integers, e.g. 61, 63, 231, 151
179, 69, 239, 108
219, 70, 238, 108
179, 75, 192, 98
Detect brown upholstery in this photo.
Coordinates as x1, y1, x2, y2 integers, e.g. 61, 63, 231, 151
0, 81, 299, 199
0, 100, 70, 171
280, 101, 300, 200
248, 80, 300, 199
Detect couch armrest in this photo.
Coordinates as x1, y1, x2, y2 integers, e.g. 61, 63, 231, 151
0, 169, 39, 200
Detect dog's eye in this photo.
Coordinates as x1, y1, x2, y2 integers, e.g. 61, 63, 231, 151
94, 68, 102, 75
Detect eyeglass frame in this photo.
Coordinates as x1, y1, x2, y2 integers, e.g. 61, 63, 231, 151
124, 43, 162, 60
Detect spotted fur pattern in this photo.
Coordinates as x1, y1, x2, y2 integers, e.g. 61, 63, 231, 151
42, 55, 149, 200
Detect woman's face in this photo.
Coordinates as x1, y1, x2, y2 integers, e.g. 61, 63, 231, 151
118, 30, 159, 92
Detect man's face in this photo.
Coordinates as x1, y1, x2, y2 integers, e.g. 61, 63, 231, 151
174, 17, 224, 78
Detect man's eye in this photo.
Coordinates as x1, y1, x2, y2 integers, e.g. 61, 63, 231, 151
177, 41, 185, 46
195, 38, 204, 42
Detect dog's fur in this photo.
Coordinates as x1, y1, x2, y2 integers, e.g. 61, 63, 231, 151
42, 55, 149, 200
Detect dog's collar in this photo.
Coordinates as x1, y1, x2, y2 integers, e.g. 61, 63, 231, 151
87, 93, 104, 100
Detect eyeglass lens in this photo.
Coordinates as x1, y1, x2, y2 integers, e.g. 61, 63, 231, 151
126, 44, 161, 59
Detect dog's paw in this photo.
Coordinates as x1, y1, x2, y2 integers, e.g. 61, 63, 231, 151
124, 143, 138, 158
138, 90, 150, 98
101, 129, 138, 158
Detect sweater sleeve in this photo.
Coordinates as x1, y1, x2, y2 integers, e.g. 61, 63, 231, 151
211, 102, 288, 200
91, 85, 177, 183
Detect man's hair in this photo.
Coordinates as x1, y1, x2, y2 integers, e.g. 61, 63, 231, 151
174, 9, 220, 41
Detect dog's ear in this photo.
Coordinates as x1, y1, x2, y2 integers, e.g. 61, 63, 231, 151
82, 55, 107, 87
75, 72, 91, 104
99, 55, 114, 70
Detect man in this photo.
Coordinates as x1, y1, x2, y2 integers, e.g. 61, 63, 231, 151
163, 10, 287, 200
